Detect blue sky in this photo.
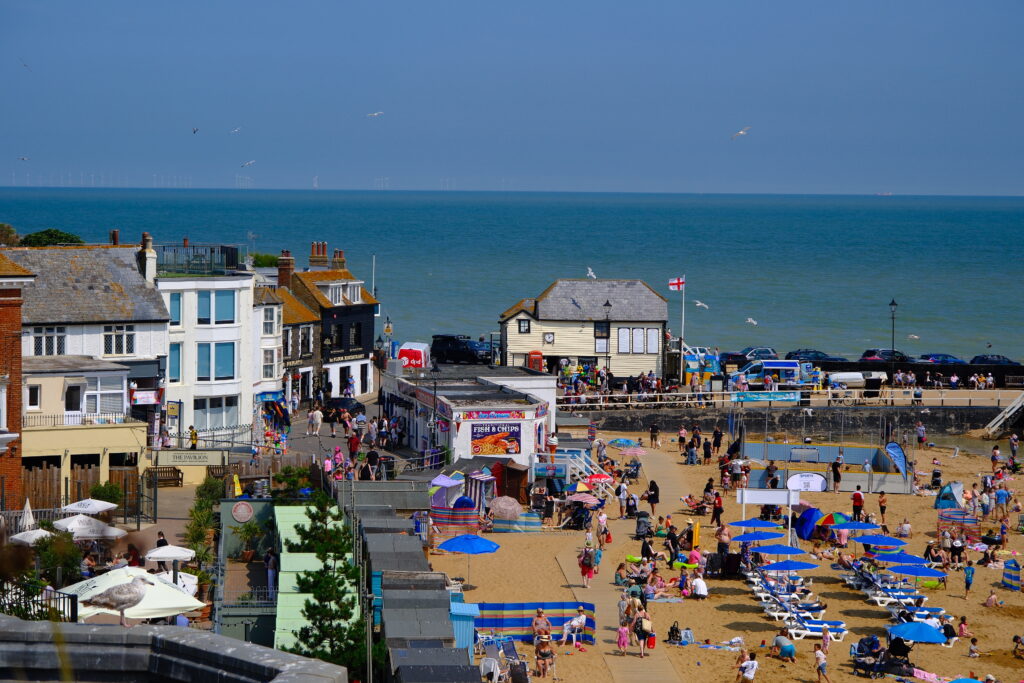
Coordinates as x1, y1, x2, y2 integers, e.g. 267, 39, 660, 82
3, 1, 1022, 194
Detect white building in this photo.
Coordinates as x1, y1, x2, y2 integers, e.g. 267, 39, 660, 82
251, 286, 284, 405
153, 242, 258, 443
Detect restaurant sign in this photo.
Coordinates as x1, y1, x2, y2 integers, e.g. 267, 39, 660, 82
462, 410, 526, 420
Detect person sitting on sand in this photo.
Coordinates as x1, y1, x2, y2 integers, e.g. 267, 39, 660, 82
614, 562, 630, 586
958, 616, 974, 639
1011, 634, 1023, 659
771, 628, 797, 662
984, 589, 1003, 608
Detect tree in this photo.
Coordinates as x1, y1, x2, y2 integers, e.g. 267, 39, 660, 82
19, 228, 84, 247
34, 531, 82, 588
251, 252, 279, 267
272, 466, 311, 501
0, 223, 18, 246
284, 491, 383, 675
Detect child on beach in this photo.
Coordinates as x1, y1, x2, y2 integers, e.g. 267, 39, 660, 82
617, 620, 630, 656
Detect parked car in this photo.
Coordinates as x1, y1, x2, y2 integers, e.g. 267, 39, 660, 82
916, 353, 968, 365
970, 354, 1022, 366
431, 334, 485, 364
859, 348, 914, 363
325, 396, 366, 415
785, 348, 849, 362
721, 346, 778, 366
467, 340, 493, 364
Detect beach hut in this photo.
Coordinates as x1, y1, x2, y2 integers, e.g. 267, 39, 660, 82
429, 474, 465, 509
934, 482, 965, 509
464, 471, 496, 513
1002, 559, 1021, 592
936, 508, 981, 542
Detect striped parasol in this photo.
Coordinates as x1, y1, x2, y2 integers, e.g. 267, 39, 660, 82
621, 447, 648, 457
566, 493, 600, 506
565, 482, 591, 494
816, 512, 850, 526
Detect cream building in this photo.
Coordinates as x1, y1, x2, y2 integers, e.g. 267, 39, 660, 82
499, 279, 668, 378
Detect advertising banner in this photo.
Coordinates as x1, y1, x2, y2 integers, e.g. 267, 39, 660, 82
730, 391, 800, 403
470, 422, 522, 455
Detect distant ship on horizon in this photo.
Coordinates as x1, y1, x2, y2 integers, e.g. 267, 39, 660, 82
875, 192, 893, 196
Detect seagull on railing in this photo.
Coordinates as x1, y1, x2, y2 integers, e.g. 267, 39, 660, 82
694, 300, 709, 309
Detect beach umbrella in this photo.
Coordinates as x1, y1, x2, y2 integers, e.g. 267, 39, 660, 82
145, 545, 195, 562
754, 544, 805, 556
62, 498, 118, 515
54, 514, 102, 533
488, 496, 522, 521
10, 528, 52, 546
20, 498, 36, 531
730, 518, 781, 529
888, 565, 947, 579
585, 472, 613, 485
55, 514, 126, 541
887, 621, 947, 644
438, 534, 500, 587
874, 552, 927, 565
74, 525, 127, 542
64, 567, 203, 623
852, 535, 906, 547
733, 531, 785, 543
948, 679, 983, 683
566, 493, 600, 506
621, 447, 648, 457
760, 560, 818, 572
608, 438, 638, 448
831, 521, 880, 531
155, 570, 198, 597
565, 482, 590, 494
816, 512, 850, 526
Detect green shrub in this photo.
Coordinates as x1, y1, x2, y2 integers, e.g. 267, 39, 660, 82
90, 481, 123, 506
19, 228, 84, 247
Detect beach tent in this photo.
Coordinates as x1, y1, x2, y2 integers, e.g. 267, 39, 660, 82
795, 508, 824, 541
429, 474, 465, 508
1002, 559, 1020, 592
934, 482, 965, 509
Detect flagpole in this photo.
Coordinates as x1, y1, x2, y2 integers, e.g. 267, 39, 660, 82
680, 274, 686, 349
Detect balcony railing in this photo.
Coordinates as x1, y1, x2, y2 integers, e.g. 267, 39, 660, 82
23, 413, 144, 428
156, 244, 245, 276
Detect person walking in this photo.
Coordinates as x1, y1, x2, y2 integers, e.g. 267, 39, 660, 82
188, 425, 198, 450
616, 619, 630, 656
310, 405, 323, 436
616, 480, 629, 519
710, 490, 724, 526
851, 485, 864, 521
578, 542, 596, 588
265, 548, 278, 599
631, 606, 652, 658
813, 643, 833, 683
646, 480, 660, 515
878, 492, 888, 525
715, 523, 731, 555
964, 560, 976, 598
831, 457, 842, 493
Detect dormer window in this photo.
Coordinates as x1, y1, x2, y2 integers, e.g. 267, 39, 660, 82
348, 284, 361, 303
329, 284, 344, 305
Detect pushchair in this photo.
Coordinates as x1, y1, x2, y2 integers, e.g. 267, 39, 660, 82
634, 511, 653, 539
930, 469, 942, 489
623, 458, 642, 481
565, 504, 592, 531
849, 635, 885, 678
625, 495, 639, 519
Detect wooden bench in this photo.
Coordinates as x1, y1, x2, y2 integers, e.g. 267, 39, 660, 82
206, 465, 236, 480
147, 466, 183, 487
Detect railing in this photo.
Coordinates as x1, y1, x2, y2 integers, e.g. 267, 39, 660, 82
168, 424, 254, 450
0, 579, 78, 622
156, 244, 244, 275
555, 387, 1021, 411
23, 412, 144, 427
221, 587, 277, 607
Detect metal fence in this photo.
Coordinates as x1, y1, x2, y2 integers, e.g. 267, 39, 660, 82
169, 424, 254, 450
22, 412, 143, 427
221, 587, 277, 607
0, 579, 78, 622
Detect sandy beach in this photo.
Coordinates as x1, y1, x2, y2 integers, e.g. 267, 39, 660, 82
430, 429, 1022, 682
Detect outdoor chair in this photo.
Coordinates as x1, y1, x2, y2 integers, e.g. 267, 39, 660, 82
480, 656, 510, 683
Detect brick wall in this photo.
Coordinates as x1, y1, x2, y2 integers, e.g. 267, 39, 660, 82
0, 286, 24, 506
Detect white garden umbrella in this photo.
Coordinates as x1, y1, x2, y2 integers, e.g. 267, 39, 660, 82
20, 498, 36, 531
63, 567, 204, 622
145, 545, 195, 562
155, 570, 198, 597
62, 498, 118, 515
54, 514, 100, 532
10, 528, 52, 546
54, 514, 126, 541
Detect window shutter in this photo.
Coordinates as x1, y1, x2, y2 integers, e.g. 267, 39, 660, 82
646, 328, 660, 355
632, 328, 645, 354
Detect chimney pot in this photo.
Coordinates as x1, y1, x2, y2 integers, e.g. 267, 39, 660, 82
278, 249, 296, 289
183, 237, 190, 248
110, 229, 120, 245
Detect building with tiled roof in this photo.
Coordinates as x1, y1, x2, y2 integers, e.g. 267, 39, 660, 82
499, 278, 668, 377
271, 257, 321, 402
252, 287, 284, 405
0, 253, 35, 505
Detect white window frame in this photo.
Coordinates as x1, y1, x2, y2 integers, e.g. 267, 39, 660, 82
631, 328, 646, 354
85, 376, 125, 414
262, 349, 276, 379
646, 328, 660, 355
103, 324, 136, 356
617, 327, 630, 354
0, 384, 6, 430
518, 319, 531, 334
348, 284, 361, 303
192, 395, 240, 430
32, 326, 66, 356
262, 307, 276, 336
26, 384, 41, 411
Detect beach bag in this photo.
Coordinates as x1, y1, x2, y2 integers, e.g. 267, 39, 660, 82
681, 628, 695, 645
647, 633, 656, 649
606, 531, 613, 544
667, 621, 681, 643
640, 618, 653, 634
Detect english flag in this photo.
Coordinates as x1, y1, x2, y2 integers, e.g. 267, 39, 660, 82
668, 276, 686, 291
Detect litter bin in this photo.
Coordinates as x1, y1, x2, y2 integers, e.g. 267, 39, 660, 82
799, 391, 811, 407
709, 375, 725, 393
864, 378, 883, 399
377, 455, 396, 481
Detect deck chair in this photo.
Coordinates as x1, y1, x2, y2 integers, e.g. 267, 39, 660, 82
484, 641, 502, 663
480, 657, 510, 683
787, 615, 848, 641
501, 640, 520, 662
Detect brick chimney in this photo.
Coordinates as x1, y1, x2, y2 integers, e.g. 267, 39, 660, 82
278, 249, 295, 289
309, 241, 328, 269
109, 229, 120, 245
137, 231, 157, 282
331, 248, 346, 271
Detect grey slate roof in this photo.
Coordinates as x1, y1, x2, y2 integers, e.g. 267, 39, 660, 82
22, 356, 130, 375
3, 247, 169, 325
510, 279, 667, 323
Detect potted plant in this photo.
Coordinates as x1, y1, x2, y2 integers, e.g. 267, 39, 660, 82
188, 541, 213, 569
231, 519, 264, 563
181, 567, 213, 602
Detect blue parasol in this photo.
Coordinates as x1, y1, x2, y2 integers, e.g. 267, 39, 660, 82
608, 438, 638, 448
875, 552, 927, 565
852, 535, 906, 546
754, 544, 805, 555
888, 564, 947, 579
830, 521, 880, 531
887, 621, 947, 643
733, 531, 785, 543
437, 534, 500, 587
730, 518, 782, 529
760, 560, 818, 572
948, 679, 983, 683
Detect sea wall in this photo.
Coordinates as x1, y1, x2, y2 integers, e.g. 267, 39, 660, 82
589, 406, 1000, 440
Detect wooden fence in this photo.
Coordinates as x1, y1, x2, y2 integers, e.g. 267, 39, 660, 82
21, 463, 101, 510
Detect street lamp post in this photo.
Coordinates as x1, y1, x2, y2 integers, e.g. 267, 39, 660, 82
603, 299, 612, 372
889, 299, 898, 403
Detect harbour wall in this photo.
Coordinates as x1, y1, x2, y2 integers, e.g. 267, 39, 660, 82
589, 406, 1002, 440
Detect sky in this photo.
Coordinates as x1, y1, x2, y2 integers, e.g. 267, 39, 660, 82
2, 2, 1023, 195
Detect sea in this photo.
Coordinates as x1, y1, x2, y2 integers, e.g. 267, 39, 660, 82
1, 188, 1022, 362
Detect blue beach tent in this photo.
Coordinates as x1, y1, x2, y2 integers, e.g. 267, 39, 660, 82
934, 482, 965, 510
795, 508, 823, 541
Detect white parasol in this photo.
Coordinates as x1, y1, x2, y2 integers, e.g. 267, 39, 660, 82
62, 498, 118, 515
145, 545, 195, 562
20, 498, 36, 531
63, 567, 204, 623
54, 514, 126, 541
10, 528, 52, 546
155, 570, 198, 597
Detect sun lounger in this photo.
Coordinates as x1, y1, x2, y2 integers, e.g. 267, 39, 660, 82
787, 616, 848, 641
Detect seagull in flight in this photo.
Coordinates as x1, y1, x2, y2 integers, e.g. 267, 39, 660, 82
694, 300, 709, 309
745, 317, 758, 326
731, 126, 751, 140
586, 267, 597, 279
16, 156, 29, 161
192, 127, 199, 135
906, 334, 919, 340
229, 127, 242, 134
19, 58, 32, 73
240, 160, 256, 168
367, 111, 384, 117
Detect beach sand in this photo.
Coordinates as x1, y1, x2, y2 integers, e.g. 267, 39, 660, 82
431, 430, 1022, 682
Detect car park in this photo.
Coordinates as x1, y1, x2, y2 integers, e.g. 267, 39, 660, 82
970, 354, 1021, 366
785, 348, 849, 362
916, 353, 967, 364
